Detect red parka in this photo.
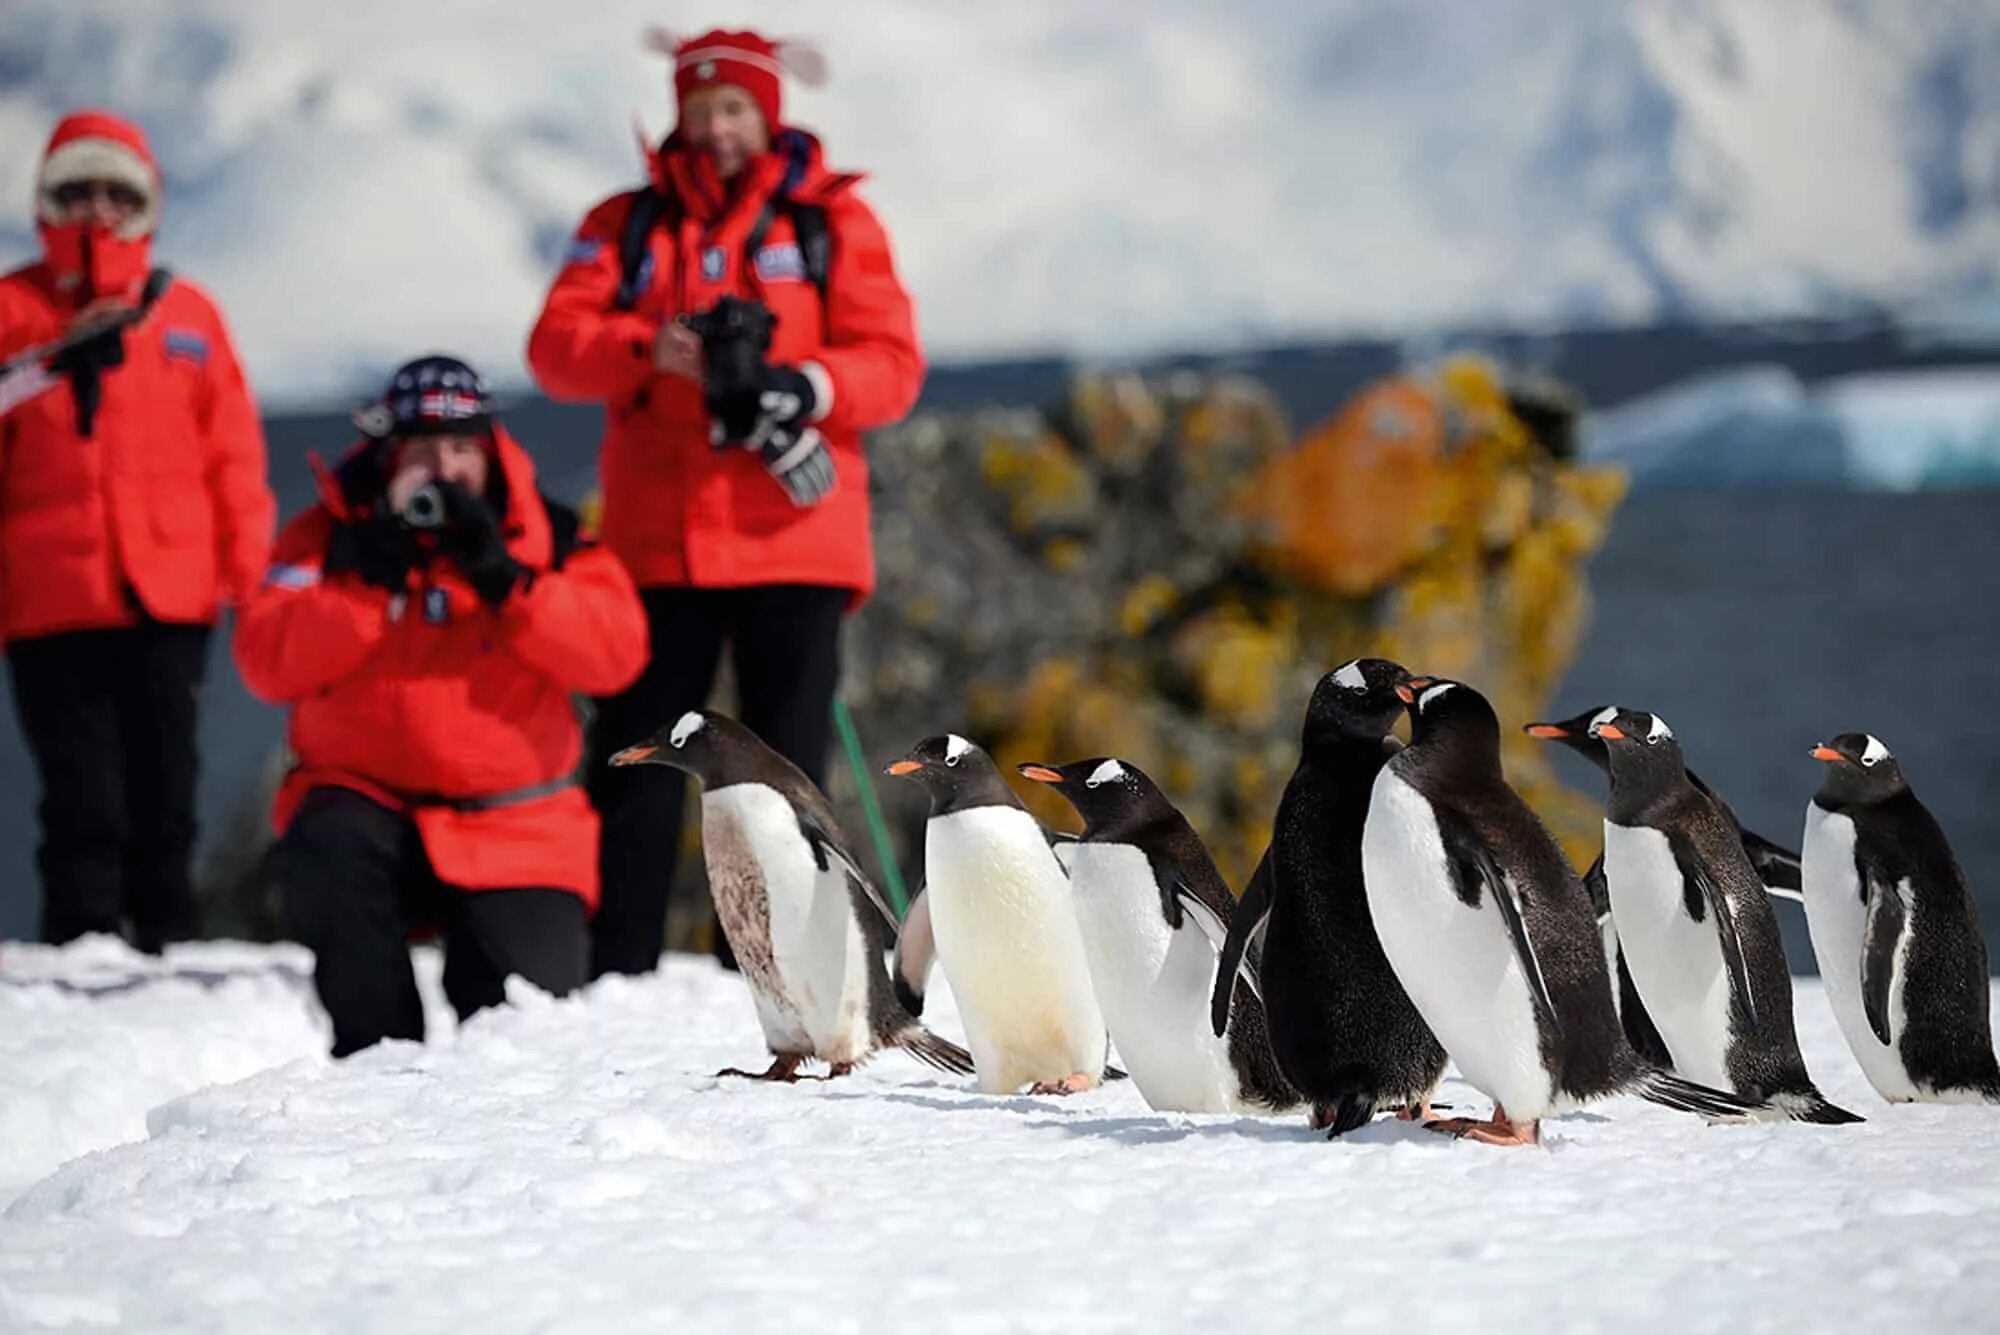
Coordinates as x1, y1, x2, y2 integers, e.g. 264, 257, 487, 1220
0, 264, 273, 640
526, 129, 924, 600
232, 427, 648, 907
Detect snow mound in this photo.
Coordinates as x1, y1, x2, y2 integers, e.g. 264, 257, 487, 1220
4, 941, 1999, 1331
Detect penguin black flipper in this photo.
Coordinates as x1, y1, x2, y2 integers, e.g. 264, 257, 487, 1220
1582, 851, 1611, 923
1435, 808, 1562, 1040
796, 809, 902, 936
892, 882, 934, 1017
1174, 885, 1264, 1005
1210, 849, 1273, 1038
1860, 862, 1912, 1047
1740, 826, 1805, 898
1668, 832, 1760, 1032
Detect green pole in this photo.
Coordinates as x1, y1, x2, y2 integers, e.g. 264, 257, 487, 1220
832, 696, 910, 918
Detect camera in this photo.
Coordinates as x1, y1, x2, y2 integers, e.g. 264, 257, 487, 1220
399, 482, 447, 530
686, 296, 776, 443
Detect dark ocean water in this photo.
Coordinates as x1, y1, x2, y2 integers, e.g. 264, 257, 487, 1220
1546, 487, 2000, 968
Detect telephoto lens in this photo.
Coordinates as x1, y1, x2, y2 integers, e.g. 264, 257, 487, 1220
400, 482, 446, 530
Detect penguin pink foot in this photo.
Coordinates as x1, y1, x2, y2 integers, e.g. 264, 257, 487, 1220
1395, 1101, 1445, 1123
1424, 1104, 1541, 1146
717, 1055, 807, 1082
1028, 1073, 1095, 1096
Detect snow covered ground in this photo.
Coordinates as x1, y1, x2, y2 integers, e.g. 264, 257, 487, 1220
4, 936, 1999, 1332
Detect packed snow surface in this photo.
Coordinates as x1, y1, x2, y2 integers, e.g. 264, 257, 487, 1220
4, 936, 2000, 1332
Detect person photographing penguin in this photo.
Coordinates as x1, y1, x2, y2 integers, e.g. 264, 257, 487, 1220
528, 27, 925, 978
0, 109, 274, 953
232, 356, 648, 1056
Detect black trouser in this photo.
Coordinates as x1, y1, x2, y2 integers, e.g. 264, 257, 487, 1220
272, 787, 588, 1058
587, 583, 847, 978
6, 617, 210, 953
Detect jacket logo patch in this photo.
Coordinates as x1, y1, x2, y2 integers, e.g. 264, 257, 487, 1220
163, 329, 210, 365
265, 562, 320, 590
423, 587, 451, 624
754, 242, 806, 282
563, 236, 604, 266
701, 246, 727, 281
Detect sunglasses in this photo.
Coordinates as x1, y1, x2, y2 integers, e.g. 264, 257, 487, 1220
51, 180, 148, 211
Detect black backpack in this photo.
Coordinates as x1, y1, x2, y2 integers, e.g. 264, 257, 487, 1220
611, 186, 831, 315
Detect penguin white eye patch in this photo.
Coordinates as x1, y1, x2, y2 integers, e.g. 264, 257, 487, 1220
944, 734, 972, 766
1417, 682, 1456, 711
1645, 715, 1674, 744
669, 712, 705, 747
1085, 759, 1126, 787
1331, 660, 1367, 692
1860, 735, 1890, 766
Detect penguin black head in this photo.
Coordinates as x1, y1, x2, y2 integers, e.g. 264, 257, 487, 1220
1811, 732, 1909, 807
1018, 756, 1171, 841
1394, 675, 1503, 775
608, 709, 744, 787
1302, 657, 1412, 749
1523, 705, 1621, 775
885, 734, 1023, 815
1587, 707, 1688, 799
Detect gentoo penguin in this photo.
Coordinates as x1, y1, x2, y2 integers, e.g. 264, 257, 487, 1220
1208, 659, 1449, 1135
1803, 733, 2000, 1103
1363, 677, 1768, 1145
611, 712, 972, 1082
886, 735, 1110, 1095
1591, 709, 1859, 1123
1526, 706, 1804, 897
1019, 756, 1299, 1114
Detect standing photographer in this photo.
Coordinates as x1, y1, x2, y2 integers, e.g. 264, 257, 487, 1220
0, 109, 274, 952
233, 356, 647, 1056
527, 28, 925, 978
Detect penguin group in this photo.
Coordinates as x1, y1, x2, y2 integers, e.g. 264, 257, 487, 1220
609, 663, 1998, 1147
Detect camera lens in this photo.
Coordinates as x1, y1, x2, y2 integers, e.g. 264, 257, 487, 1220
400, 483, 446, 530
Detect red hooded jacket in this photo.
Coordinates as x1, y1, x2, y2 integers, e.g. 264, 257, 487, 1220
0, 112, 273, 641
526, 130, 923, 600
232, 427, 648, 906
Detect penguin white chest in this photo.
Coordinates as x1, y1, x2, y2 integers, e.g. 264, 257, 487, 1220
1802, 805, 1919, 1100
702, 785, 872, 1063
924, 809, 1105, 1093
1601, 821, 1734, 1089
1065, 842, 1243, 1114
1362, 770, 1554, 1119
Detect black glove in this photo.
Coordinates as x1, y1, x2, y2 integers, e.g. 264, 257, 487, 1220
323, 512, 418, 593
432, 480, 529, 608
713, 365, 835, 507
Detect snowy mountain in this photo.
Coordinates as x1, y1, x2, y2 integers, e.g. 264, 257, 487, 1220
2, 0, 1998, 406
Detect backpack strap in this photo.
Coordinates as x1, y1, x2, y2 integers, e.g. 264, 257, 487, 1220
613, 187, 667, 312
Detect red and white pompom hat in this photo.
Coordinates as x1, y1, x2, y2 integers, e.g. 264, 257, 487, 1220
35, 110, 161, 241
640, 27, 828, 129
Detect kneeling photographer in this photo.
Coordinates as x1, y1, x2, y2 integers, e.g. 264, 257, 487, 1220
232, 356, 648, 1057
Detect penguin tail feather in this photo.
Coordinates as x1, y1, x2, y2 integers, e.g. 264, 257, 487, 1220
1768, 1089, 1866, 1125
1328, 1093, 1377, 1138
893, 1026, 975, 1077
1630, 1069, 1766, 1123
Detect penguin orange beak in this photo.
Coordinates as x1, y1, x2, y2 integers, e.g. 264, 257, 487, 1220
1811, 745, 1843, 763
609, 744, 658, 766
1018, 764, 1064, 784
1525, 723, 1568, 739
885, 759, 924, 777
1594, 724, 1627, 741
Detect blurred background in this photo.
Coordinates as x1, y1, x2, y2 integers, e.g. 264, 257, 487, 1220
2, 0, 1996, 964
